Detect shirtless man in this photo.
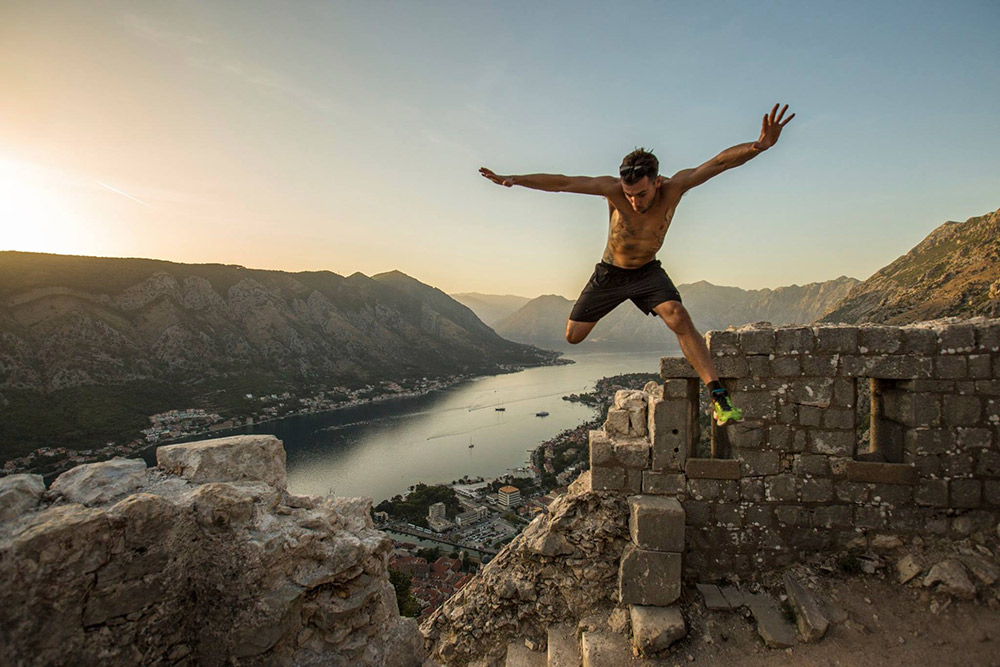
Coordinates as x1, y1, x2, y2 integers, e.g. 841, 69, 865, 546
480, 103, 794, 425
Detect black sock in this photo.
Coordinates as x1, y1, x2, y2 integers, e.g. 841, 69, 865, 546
707, 380, 724, 395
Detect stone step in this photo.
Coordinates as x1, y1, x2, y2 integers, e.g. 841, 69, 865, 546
746, 593, 797, 649
581, 631, 661, 667
629, 604, 686, 655
505, 640, 546, 667
547, 623, 581, 667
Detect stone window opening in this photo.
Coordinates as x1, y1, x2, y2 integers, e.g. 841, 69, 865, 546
855, 378, 905, 464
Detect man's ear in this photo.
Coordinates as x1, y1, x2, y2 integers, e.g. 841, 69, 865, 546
655, 175, 664, 187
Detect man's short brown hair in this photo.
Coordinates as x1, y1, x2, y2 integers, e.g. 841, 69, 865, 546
619, 148, 659, 185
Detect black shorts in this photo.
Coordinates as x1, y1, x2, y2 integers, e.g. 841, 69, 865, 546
569, 259, 682, 323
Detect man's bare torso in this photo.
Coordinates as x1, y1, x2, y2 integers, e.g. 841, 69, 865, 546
602, 180, 683, 268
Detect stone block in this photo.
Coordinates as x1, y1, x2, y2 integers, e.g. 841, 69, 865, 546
735, 393, 776, 421
950, 479, 982, 508
713, 355, 749, 377
589, 430, 614, 466
628, 605, 686, 655
580, 632, 632, 667
985, 480, 1000, 506
686, 458, 740, 480
958, 428, 992, 449
782, 573, 829, 642
707, 330, 740, 355
625, 469, 643, 494
859, 326, 903, 354
765, 474, 799, 502
642, 470, 685, 495
977, 449, 1000, 477
0, 474, 46, 521
901, 327, 938, 354
968, 354, 992, 379
977, 322, 1000, 352
747, 593, 797, 648
774, 505, 804, 526
614, 438, 651, 469
942, 395, 981, 426
715, 503, 743, 528
740, 477, 765, 501
940, 452, 975, 478
914, 480, 948, 507
684, 500, 712, 526
604, 408, 631, 435
659, 356, 698, 378
938, 325, 976, 353
629, 496, 684, 552
747, 356, 771, 377
801, 478, 834, 503
157, 435, 287, 490
619, 544, 681, 606
834, 480, 870, 503
787, 377, 835, 408
687, 478, 721, 500
739, 450, 780, 476
629, 409, 649, 438
696, 583, 731, 610
923, 560, 976, 600
934, 356, 968, 379
775, 327, 815, 354
812, 505, 853, 529
50, 458, 148, 506
799, 405, 823, 427
845, 461, 918, 485
745, 505, 773, 528
614, 389, 647, 410
793, 454, 829, 476
814, 326, 858, 353
866, 355, 932, 379
904, 428, 954, 455
831, 377, 856, 409
547, 624, 579, 667
802, 354, 839, 377
728, 421, 765, 449
870, 483, 912, 506
808, 430, 854, 457
854, 505, 887, 530
661, 378, 689, 398
589, 465, 626, 491
648, 396, 689, 472
740, 328, 775, 355
771, 356, 802, 377
767, 425, 792, 449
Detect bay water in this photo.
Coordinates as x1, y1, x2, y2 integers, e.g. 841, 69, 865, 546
232, 350, 665, 503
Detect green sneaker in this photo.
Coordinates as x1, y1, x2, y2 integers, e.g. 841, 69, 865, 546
711, 389, 743, 426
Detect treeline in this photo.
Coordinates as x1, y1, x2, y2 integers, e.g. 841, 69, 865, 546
375, 483, 460, 528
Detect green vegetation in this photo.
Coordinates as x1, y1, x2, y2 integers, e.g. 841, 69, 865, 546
375, 484, 460, 528
387, 568, 422, 617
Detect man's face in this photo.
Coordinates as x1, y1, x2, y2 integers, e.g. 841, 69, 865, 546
621, 176, 660, 213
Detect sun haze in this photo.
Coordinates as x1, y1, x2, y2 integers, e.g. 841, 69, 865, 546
2, 1, 998, 296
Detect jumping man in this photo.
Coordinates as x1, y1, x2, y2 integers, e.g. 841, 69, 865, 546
480, 103, 795, 425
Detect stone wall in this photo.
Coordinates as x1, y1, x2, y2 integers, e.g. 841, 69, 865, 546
0, 435, 423, 667
644, 318, 1000, 579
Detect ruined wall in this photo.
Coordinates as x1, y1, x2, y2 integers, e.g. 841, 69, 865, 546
0, 436, 423, 667
644, 318, 1000, 579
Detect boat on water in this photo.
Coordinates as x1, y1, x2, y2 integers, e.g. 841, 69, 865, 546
468, 443, 475, 448
535, 411, 549, 417
494, 407, 506, 411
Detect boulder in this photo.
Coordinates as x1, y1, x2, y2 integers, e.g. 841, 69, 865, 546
156, 435, 287, 489
629, 604, 686, 654
0, 473, 45, 521
50, 458, 147, 506
923, 560, 977, 600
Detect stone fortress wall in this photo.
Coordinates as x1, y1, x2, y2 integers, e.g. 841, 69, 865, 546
0, 436, 424, 667
592, 318, 1000, 580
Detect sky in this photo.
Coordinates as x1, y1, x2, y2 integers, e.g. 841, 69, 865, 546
2, 0, 999, 298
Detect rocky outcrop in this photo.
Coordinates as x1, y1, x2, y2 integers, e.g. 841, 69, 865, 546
0, 435, 423, 666
821, 207, 1000, 324
421, 473, 630, 665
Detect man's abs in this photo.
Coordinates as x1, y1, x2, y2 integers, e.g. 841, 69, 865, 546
603, 209, 671, 267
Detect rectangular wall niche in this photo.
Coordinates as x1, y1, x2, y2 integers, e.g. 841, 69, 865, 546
854, 378, 905, 464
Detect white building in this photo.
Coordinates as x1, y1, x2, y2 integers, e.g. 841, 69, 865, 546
498, 486, 521, 509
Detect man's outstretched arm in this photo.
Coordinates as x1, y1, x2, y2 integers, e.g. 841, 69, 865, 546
479, 167, 618, 196
670, 103, 794, 193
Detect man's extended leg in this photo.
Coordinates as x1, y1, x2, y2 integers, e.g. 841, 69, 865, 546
652, 300, 743, 425
565, 319, 598, 345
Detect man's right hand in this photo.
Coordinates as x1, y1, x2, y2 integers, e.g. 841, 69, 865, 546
480, 167, 515, 187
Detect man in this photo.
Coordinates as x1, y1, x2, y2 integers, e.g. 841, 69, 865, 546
480, 103, 794, 425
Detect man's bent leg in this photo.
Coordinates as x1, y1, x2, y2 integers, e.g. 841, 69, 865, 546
652, 301, 718, 384
565, 319, 598, 345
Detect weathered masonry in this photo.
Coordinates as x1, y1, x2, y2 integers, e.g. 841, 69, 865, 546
591, 319, 1000, 580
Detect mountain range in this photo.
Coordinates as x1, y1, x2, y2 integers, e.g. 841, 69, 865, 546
458, 277, 860, 349
0, 252, 556, 457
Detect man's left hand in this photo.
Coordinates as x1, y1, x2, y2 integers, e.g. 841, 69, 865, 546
754, 103, 795, 151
